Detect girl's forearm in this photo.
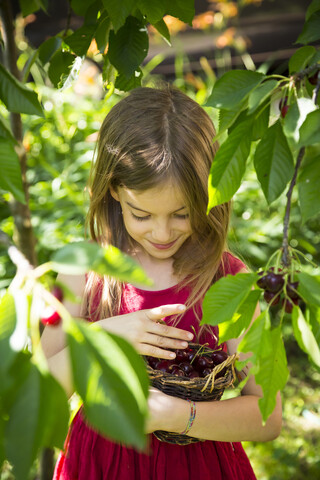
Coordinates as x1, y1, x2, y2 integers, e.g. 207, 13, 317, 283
46, 347, 74, 398
165, 393, 282, 443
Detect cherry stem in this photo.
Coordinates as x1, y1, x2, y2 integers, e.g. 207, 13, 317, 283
281, 147, 305, 268
293, 63, 320, 82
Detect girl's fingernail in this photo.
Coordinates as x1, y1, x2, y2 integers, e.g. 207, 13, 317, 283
187, 333, 193, 340
178, 305, 186, 311
169, 352, 176, 358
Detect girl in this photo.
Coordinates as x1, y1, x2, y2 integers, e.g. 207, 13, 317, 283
41, 85, 282, 480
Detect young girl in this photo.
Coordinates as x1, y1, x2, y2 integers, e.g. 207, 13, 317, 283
41, 85, 282, 480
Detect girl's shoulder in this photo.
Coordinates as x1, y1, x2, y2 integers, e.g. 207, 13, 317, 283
221, 251, 247, 276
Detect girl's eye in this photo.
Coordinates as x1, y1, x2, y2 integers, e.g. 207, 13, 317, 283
175, 213, 189, 219
131, 213, 150, 221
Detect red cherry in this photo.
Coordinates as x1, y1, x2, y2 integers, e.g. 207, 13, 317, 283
264, 272, 284, 293
286, 281, 299, 300
175, 350, 188, 363
195, 356, 213, 372
279, 96, 288, 109
216, 367, 227, 379
188, 370, 200, 378
40, 306, 61, 326
202, 368, 213, 377
179, 362, 194, 375
171, 367, 185, 377
155, 360, 171, 373
211, 350, 228, 365
52, 285, 63, 302
264, 290, 280, 306
147, 356, 159, 369
281, 105, 289, 118
257, 275, 268, 289
308, 71, 319, 85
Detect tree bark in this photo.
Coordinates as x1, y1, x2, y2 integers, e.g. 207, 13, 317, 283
0, 0, 37, 266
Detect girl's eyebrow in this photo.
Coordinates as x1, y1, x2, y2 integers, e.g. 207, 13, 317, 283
125, 201, 187, 214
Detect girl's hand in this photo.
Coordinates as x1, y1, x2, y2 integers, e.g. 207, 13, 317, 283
98, 304, 193, 359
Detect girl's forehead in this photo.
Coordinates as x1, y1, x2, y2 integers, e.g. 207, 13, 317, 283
120, 182, 187, 209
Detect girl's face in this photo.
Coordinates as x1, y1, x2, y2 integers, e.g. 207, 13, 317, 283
111, 181, 192, 261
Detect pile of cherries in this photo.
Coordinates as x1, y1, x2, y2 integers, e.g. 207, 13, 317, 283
257, 268, 300, 313
146, 346, 228, 379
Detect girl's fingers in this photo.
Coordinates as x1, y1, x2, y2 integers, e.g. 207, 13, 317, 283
147, 304, 186, 321
141, 332, 189, 352
148, 321, 193, 342
138, 342, 177, 360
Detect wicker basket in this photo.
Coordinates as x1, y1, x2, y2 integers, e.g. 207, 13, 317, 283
147, 343, 238, 445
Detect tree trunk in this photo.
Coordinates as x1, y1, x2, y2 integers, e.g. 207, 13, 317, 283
0, 1, 54, 478
0, 0, 37, 266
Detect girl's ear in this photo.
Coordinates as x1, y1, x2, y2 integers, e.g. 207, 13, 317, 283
110, 186, 120, 201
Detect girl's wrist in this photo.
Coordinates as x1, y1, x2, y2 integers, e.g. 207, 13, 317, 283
163, 396, 191, 434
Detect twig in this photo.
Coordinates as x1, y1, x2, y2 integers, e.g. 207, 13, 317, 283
281, 147, 305, 267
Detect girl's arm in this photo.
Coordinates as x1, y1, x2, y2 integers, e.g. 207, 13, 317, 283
147, 285, 283, 442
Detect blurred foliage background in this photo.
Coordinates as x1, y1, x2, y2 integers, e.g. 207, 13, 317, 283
1, 0, 319, 478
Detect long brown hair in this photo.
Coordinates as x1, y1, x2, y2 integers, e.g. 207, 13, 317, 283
84, 85, 231, 324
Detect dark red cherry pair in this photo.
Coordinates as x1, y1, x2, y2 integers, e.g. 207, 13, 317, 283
257, 268, 300, 313
146, 346, 228, 379
40, 286, 63, 326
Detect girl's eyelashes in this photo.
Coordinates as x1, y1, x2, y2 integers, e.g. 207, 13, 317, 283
130, 212, 189, 221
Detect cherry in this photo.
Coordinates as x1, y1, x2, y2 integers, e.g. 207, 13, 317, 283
264, 272, 284, 293
195, 356, 213, 372
279, 96, 288, 109
40, 307, 61, 326
308, 71, 319, 85
280, 105, 289, 118
216, 367, 227, 379
171, 367, 185, 377
175, 350, 188, 363
188, 370, 200, 378
264, 290, 280, 306
202, 368, 213, 377
282, 297, 299, 314
147, 356, 159, 369
286, 281, 299, 300
179, 362, 194, 375
40, 285, 64, 326
155, 360, 171, 373
257, 274, 268, 289
211, 350, 228, 365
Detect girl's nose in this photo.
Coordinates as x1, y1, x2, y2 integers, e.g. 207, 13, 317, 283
152, 220, 172, 242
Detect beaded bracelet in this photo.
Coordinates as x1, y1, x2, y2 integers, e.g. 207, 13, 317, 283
180, 399, 196, 435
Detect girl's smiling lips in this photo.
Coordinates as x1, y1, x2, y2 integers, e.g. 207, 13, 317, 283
149, 239, 178, 250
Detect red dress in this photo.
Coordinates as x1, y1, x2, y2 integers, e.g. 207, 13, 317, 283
53, 254, 256, 480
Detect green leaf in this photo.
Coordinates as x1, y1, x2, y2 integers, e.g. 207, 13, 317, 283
296, 272, 320, 306
37, 36, 62, 65
248, 80, 278, 114
289, 46, 316, 74
137, 0, 166, 24
255, 326, 289, 422
254, 120, 294, 204
164, 0, 195, 25
94, 13, 111, 52
292, 306, 320, 368
19, 0, 47, 16
238, 311, 272, 365
202, 273, 258, 326
217, 101, 247, 136
65, 318, 148, 449
218, 289, 261, 343
207, 120, 252, 209
298, 156, 320, 223
308, 305, 320, 345
251, 103, 270, 141
0, 63, 43, 117
152, 19, 171, 45
102, 0, 136, 32
206, 70, 264, 110
38, 372, 69, 449
51, 241, 152, 285
115, 68, 143, 92
283, 98, 317, 144
296, 11, 320, 44
64, 24, 97, 56
0, 139, 25, 204
0, 293, 17, 382
5, 364, 42, 480
306, 0, 320, 21
299, 110, 320, 147
108, 16, 149, 79
70, 0, 99, 16
0, 115, 16, 143
48, 50, 76, 88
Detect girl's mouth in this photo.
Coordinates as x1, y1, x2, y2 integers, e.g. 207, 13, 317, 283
149, 239, 177, 250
